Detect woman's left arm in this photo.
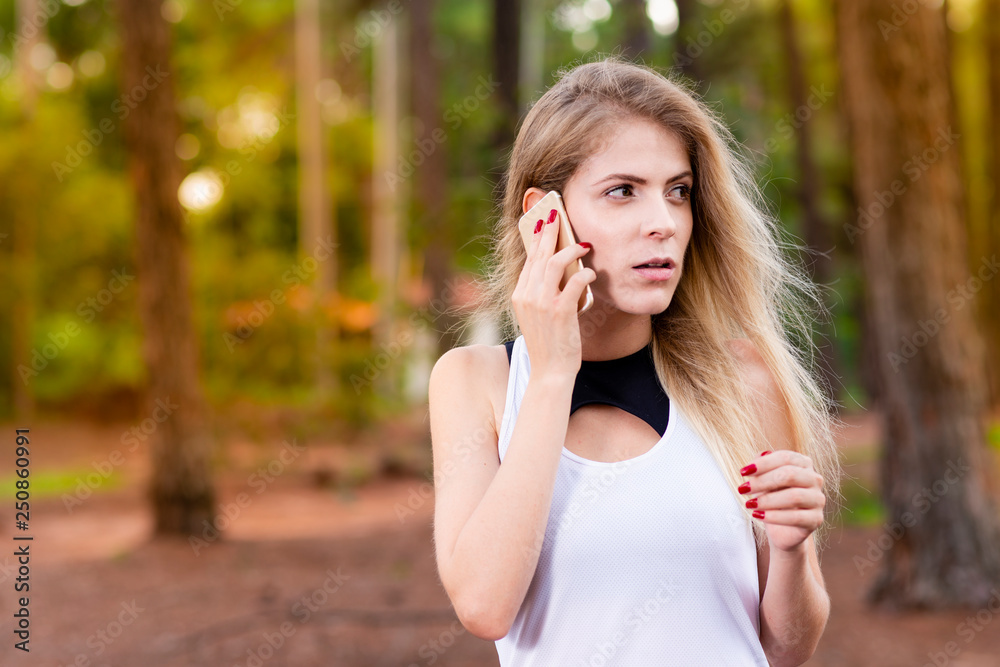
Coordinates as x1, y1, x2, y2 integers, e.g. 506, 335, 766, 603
744, 451, 829, 667
729, 339, 830, 667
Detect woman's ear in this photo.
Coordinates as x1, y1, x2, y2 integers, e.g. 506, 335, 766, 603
522, 187, 548, 214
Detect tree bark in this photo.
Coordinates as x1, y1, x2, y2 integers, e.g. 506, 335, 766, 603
411, 0, 462, 356
10, 0, 41, 420
985, 0, 1000, 407
295, 0, 338, 397
372, 3, 404, 392
519, 0, 543, 118
115, 0, 215, 535
777, 0, 841, 407
673, 0, 704, 90
620, 0, 650, 62
835, 0, 1000, 607
492, 0, 520, 152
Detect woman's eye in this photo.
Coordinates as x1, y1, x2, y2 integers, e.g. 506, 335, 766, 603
668, 184, 692, 200
607, 184, 634, 198
606, 183, 690, 200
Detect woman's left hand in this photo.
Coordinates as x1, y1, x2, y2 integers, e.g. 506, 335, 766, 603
737, 450, 825, 553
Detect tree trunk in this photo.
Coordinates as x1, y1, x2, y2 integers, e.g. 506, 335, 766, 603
372, 5, 403, 392
620, 0, 650, 62
519, 0, 543, 118
295, 0, 338, 397
115, 0, 215, 535
777, 0, 841, 407
835, 0, 1000, 607
492, 0, 520, 152
985, 0, 1000, 408
10, 0, 41, 420
412, 0, 461, 356
673, 0, 703, 90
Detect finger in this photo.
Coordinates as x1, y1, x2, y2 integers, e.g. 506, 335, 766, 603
540, 206, 561, 256
526, 215, 545, 263
751, 508, 824, 532
744, 486, 825, 512
545, 242, 592, 296
738, 465, 823, 496
538, 209, 579, 295
517, 218, 545, 288
552, 239, 591, 262
516, 216, 546, 304
527, 209, 560, 289
556, 263, 596, 311
740, 449, 813, 477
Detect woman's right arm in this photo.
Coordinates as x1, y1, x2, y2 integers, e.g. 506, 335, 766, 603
430, 204, 596, 640
429, 346, 575, 640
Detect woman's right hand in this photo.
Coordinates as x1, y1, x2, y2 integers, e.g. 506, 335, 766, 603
512, 207, 597, 381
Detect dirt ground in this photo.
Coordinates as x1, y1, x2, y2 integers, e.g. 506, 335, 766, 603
2, 410, 1000, 667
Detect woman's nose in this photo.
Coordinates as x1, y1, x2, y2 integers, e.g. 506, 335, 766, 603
640, 200, 679, 238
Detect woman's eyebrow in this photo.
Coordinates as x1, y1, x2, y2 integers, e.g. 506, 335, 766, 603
591, 170, 693, 187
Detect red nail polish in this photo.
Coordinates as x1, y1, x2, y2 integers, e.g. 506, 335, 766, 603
745, 498, 758, 509
738, 482, 751, 494
760, 451, 772, 456
579, 242, 592, 249
547, 209, 557, 223
740, 464, 757, 476
752, 509, 765, 520
534, 219, 543, 234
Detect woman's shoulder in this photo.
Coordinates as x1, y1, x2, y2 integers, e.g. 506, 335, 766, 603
726, 337, 794, 449
726, 338, 779, 398
431, 341, 511, 377
429, 342, 512, 436
725, 337, 759, 363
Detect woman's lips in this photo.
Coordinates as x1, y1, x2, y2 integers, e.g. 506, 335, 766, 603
633, 266, 674, 281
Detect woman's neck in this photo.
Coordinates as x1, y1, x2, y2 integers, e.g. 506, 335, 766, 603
578, 305, 653, 362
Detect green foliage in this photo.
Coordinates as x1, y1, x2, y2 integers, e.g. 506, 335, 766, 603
0, 0, 992, 427
989, 421, 1000, 451
0, 467, 123, 500
837, 477, 885, 527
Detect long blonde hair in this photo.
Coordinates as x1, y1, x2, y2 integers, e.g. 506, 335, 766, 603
466, 56, 841, 548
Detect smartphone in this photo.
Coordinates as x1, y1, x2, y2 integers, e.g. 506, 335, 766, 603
517, 190, 594, 315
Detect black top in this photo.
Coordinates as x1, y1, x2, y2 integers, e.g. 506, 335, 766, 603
503, 338, 670, 437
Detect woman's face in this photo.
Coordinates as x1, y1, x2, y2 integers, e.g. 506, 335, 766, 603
546, 116, 695, 317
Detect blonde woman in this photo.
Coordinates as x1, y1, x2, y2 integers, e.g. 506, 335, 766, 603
428, 57, 840, 666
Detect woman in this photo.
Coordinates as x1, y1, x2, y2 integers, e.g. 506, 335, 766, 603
428, 57, 840, 666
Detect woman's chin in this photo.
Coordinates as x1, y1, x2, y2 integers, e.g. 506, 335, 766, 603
593, 291, 675, 317
631, 288, 676, 312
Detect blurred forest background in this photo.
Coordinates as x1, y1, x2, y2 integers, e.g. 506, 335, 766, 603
0, 0, 999, 665
4, 0, 996, 427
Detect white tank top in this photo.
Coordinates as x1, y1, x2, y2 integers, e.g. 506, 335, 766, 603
494, 335, 768, 666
